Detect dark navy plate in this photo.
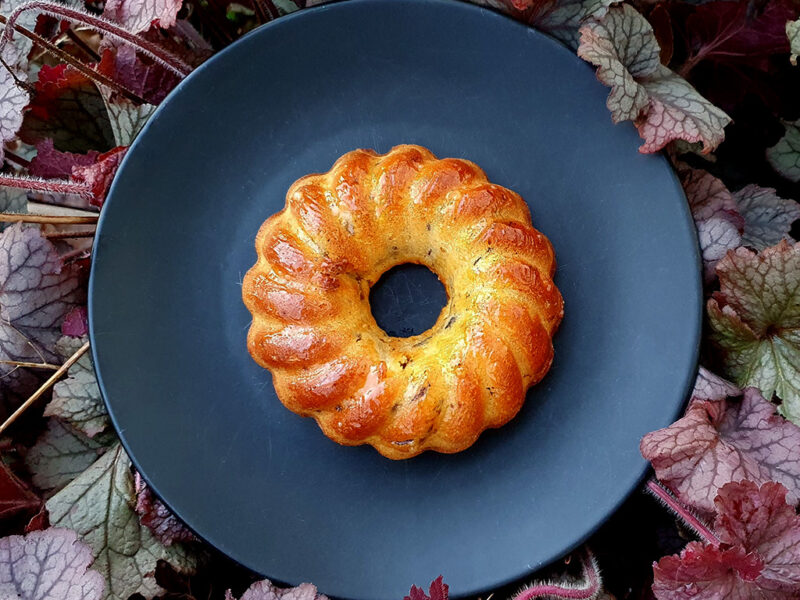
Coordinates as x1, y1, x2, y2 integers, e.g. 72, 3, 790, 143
89, 1, 701, 598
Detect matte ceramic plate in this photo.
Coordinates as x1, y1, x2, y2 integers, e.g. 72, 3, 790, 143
89, 1, 702, 598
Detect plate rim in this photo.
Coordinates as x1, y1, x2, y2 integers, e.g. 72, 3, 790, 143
88, 0, 704, 596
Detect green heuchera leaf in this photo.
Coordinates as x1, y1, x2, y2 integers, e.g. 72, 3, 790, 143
272, 0, 300, 15
708, 241, 800, 423
101, 95, 156, 147
0, 187, 27, 231
461, 1, 619, 47
46, 444, 197, 600
767, 120, 800, 183
103, 0, 182, 34
789, 18, 799, 66
225, 580, 328, 600
26, 418, 111, 494
578, 4, 730, 153
533, 0, 621, 48
44, 336, 108, 437
733, 185, 800, 251
575, 3, 658, 122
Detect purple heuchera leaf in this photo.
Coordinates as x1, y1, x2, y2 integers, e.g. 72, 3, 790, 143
21, 64, 114, 155
577, 5, 730, 153
225, 579, 328, 600
28, 139, 99, 179
0, 461, 40, 521
404, 576, 449, 600
0, 57, 29, 164
97, 45, 180, 105
406, 585, 430, 600
653, 542, 766, 600
732, 185, 800, 251
641, 387, 800, 515
25, 506, 49, 533
714, 481, 800, 588
653, 481, 800, 599
134, 472, 196, 546
0, 528, 104, 600
61, 306, 89, 337
671, 0, 797, 114
71, 146, 128, 208
681, 168, 744, 283
103, 0, 183, 34
25, 142, 97, 211
693, 366, 740, 402
0, 224, 86, 408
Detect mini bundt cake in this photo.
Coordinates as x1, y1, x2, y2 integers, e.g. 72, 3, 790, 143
242, 145, 563, 459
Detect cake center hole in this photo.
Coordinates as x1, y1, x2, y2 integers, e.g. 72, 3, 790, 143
369, 264, 448, 338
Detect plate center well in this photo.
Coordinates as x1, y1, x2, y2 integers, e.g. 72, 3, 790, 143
369, 264, 448, 337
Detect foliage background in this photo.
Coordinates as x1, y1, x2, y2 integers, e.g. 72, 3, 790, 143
1, 0, 800, 599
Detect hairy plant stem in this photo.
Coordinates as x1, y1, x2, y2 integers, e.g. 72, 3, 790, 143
646, 479, 721, 546
0, 173, 92, 199
511, 549, 601, 600
0, 14, 147, 104
42, 229, 96, 239
0, 340, 90, 436
2, 1, 193, 76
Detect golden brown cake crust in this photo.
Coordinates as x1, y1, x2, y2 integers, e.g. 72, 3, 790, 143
242, 145, 563, 459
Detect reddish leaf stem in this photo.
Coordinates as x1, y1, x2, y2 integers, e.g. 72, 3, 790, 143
0, 173, 92, 199
645, 479, 721, 547
262, 0, 281, 19
1, 1, 193, 76
251, 0, 269, 23
60, 246, 91, 261
0, 14, 147, 105
512, 549, 601, 600
64, 27, 102, 62
42, 229, 96, 239
675, 14, 748, 78
3, 150, 31, 169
